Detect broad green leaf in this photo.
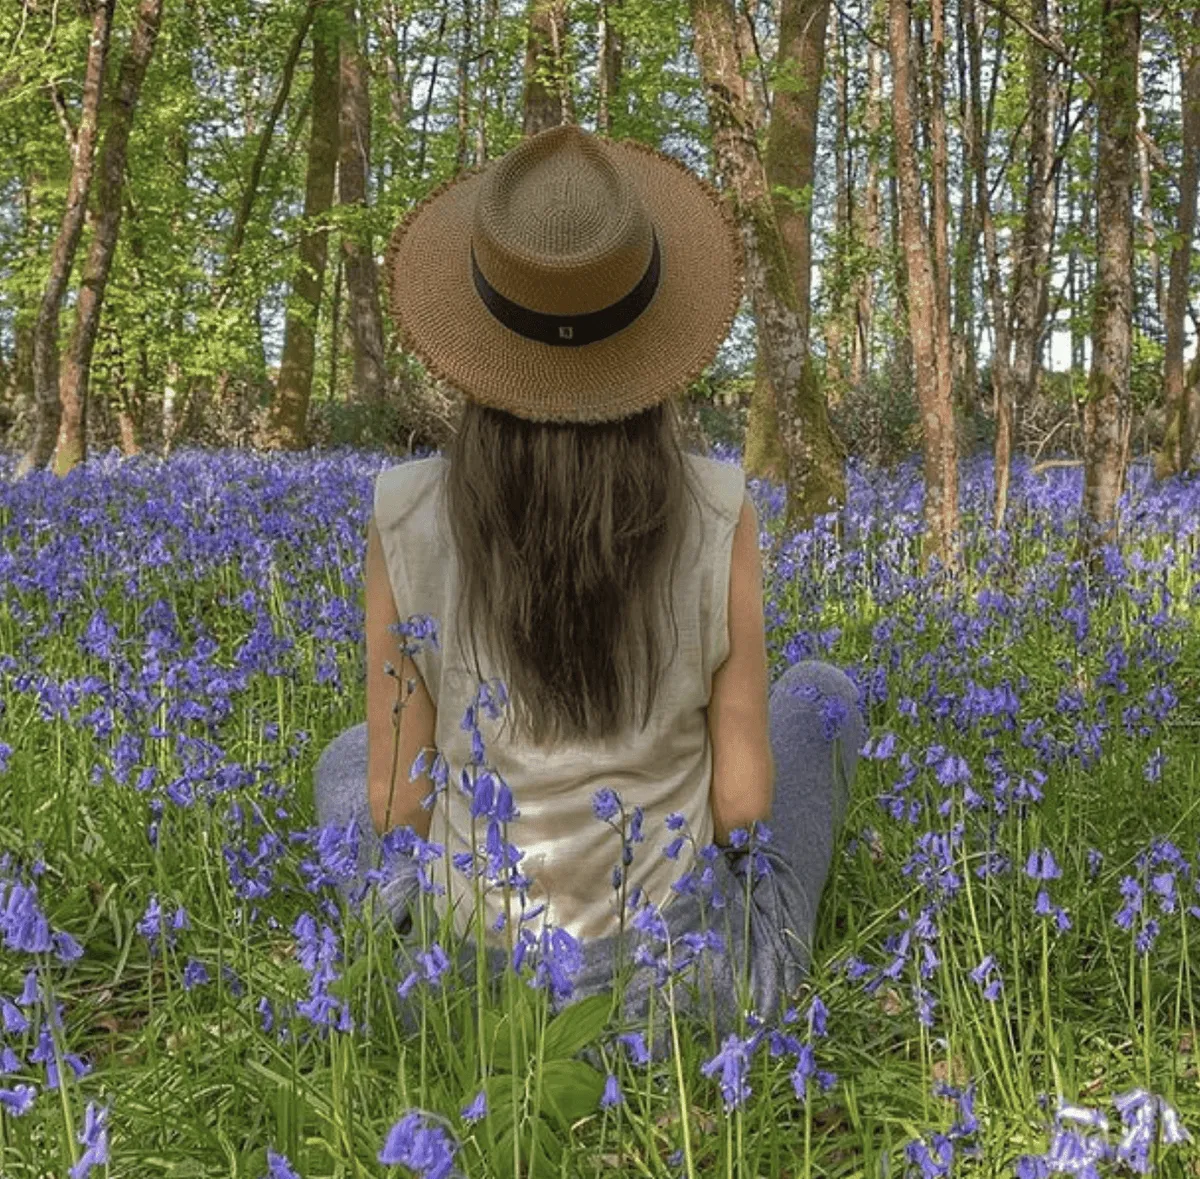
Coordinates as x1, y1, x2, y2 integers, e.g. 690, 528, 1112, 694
538, 1059, 606, 1130
490, 1119, 561, 1179
541, 992, 614, 1061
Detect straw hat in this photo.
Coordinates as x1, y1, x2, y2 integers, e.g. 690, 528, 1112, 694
384, 123, 745, 425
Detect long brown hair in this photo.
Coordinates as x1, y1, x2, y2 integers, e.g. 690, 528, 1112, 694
443, 395, 706, 748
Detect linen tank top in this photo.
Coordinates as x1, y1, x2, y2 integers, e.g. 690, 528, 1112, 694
372, 450, 747, 948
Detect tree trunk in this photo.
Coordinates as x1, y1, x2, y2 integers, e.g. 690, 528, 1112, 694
691, 0, 847, 526
55, 0, 164, 476
889, 0, 960, 570
928, 0, 954, 462
14, 0, 116, 482
1135, 51, 1164, 323
378, 0, 411, 179
597, 0, 624, 136
457, 0, 474, 170
476, 0, 501, 162
1156, 7, 1200, 479
216, 0, 321, 308
1081, 0, 1139, 551
997, 0, 1057, 526
260, 0, 340, 450
523, 0, 571, 136
338, 0, 388, 405
853, 1, 884, 390
971, 1, 1015, 522
744, 0, 835, 493
823, 6, 849, 403
951, 0, 977, 414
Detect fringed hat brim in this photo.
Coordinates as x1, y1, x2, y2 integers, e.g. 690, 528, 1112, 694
383, 132, 746, 425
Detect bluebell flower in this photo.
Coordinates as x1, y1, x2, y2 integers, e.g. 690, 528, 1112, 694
378, 1110, 460, 1178
265, 1147, 302, 1178
618, 1032, 650, 1065
701, 1032, 755, 1112
592, 789, 620, 823
1, 996, 29, 1035
808, 995, 828, 1038
0, 1083, 37, 1116
904, 1132, 954, 1178
1112, 1088, 1192, 1166
1055, 1101, 1109, 1133
530, 926, 583, 1003
1014, 1155, 1049, 1179
461, 1091, 487, 1124
1134, 919, 1160, 955
182, 958, 210, 990
600, 1074, 623, 1109
1025, 848, 1061, 881
68, 1102, 109, 1179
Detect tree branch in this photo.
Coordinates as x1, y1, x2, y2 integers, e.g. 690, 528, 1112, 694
978, 0, 1168, 171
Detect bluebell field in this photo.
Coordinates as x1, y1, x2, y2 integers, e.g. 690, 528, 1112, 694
0, 442, 1198, 1177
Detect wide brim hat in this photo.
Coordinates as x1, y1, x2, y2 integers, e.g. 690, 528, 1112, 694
384, 123, 746, 425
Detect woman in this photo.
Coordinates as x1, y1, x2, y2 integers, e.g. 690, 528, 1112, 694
313, 123, 865, 1055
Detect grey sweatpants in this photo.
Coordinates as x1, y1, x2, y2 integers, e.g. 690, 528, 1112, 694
312, 659, 864, 1058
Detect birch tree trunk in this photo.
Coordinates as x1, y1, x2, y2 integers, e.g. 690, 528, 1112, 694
55, 0, 165, 476
889, 0, 960, 570
259, 0, 339, 450
692, 0, 847, 526
1081, 0, 1139, 550
14, 0, 116, 481
1155, 7, 1200, 479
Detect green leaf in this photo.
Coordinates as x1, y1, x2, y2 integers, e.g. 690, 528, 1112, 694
538, 1059, 606, 1131
481, 995, 538, 1073
490, 1119, 561, 1179
541, 992, 614, 1062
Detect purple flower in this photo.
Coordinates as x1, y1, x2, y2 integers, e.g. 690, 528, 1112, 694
68, 1102, 109, 1179
530, 926, 583, 1003
378, 1110, 459, 1178
701, 1032, 755, 1112
182, 958, 210, 990
600, 1074, 623, 1109
904, 1132, 954, 1178
461, 1091, 487, 1124
618, 1031, 650, 1066
592, 789, 620, 823
0, 1083, 37, 1116
265, 1148, 302, 1179
1025, 848, 1061, 881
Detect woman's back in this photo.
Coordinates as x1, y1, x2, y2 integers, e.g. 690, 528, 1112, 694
371, 449, 750, 945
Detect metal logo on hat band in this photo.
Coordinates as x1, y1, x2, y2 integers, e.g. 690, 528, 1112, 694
470, 229, 661, 347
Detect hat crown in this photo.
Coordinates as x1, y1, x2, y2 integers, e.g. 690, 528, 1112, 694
471, 124, 657, 317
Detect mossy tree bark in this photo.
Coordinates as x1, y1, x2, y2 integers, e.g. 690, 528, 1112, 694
54, 0, 165, 476
14, 0, 116, 482
691, 0, 846, 531
261, 0, 339, 451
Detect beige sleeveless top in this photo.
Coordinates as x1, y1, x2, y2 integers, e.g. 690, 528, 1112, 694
373, 450, 747, 948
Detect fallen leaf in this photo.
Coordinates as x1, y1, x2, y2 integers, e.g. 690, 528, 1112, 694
879, 988, 903, 1016
932, 1056, 969, 1089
